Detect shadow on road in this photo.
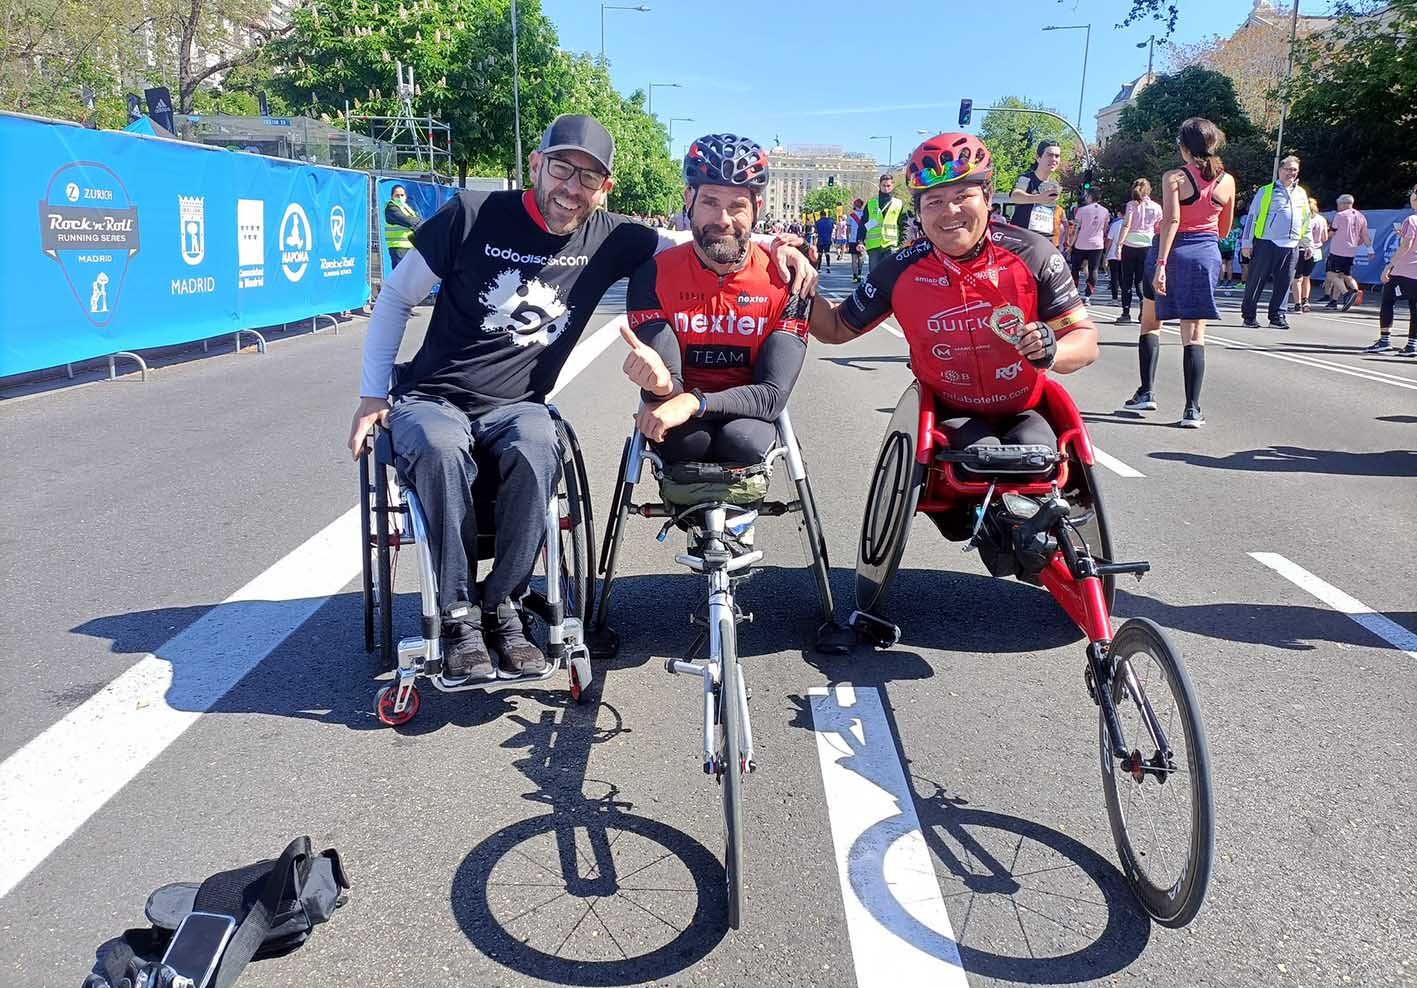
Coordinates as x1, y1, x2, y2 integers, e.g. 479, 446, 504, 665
450, 685, 727, 986
1149, 445, 1417, 477
1116, 588, 1416, 654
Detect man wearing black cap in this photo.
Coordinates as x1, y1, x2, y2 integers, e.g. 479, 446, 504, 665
348, 114, 815, 683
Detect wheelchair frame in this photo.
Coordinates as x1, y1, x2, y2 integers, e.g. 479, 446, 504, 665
358, 405, 595, 725
592, 408, 838, 653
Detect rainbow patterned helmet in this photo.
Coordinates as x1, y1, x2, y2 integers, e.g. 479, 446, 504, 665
907, 133, 993, 190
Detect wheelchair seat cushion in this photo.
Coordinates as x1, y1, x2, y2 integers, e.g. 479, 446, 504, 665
659, 461, 772, 507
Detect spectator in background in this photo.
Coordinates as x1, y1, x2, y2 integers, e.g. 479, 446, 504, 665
384, 184, 421, 269
1134, 116, 1236, 429
846, 198, 866, 282
1292, 197, 1328, 312
1070, 190, 1109, 299
815, 210, 836, 271
1104, 209, 1124, 301
1364, 182, 1417, 356
1325, 193, 1372, 311
1115, 178, 1162, 325
1009, 140, 1064, 240
1240, 155, 1312, 329
1218, 217, 1238, 288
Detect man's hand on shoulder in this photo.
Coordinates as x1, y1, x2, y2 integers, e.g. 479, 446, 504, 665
349, 396, 391, 459
771, 238, 819, 297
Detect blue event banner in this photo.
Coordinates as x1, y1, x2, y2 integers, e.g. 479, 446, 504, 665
0, 113, 371, 377
1311, 208, 1414, 286
375, 176, 460, 282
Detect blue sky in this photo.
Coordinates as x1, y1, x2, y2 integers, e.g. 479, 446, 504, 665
540, 0, 1323, 164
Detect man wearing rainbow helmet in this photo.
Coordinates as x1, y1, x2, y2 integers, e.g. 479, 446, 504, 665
808, 132, 1098, 449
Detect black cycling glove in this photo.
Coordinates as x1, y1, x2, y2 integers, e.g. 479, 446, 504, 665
1025, 322, 1058, 369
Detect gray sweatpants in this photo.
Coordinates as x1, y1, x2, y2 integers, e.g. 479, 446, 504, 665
388, 397, 561, 614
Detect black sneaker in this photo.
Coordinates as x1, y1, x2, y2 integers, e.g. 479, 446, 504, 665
442, 606, 495, 682
1179, 405, 1205, 428
1115, 312, 1133, 325
1324, 299, 1339, 309
1122, 389, 1157, 411
1242, 319, 1262, 328
483, 599, 548, 678
1365, 337, 1393, 353
1268, 318, 1291, 330
1400, 342, 1417, 358
1341, 289, 1358, 312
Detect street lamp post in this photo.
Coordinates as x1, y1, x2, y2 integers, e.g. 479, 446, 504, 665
648, 81, 679, 117
1271, 0, 1301, 182
869, 135, 893, 170
1042, 23, 1092, 131
600, 4, 650, 62
668, 116, 693, 152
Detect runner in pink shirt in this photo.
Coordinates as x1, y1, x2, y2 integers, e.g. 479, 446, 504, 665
1364, 183, 1417, 356
1325, 194, 1371, 310
1068, 191, 1110, 298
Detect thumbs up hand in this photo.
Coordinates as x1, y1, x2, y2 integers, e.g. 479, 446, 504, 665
620, 322, 674, 396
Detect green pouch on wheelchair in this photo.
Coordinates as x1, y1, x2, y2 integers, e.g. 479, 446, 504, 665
658, 461, 772, 507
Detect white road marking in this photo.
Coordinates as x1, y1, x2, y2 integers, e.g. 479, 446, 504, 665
1092, 446, 1146, 478
550, 315, 626, 399
0, 323, 624, 903
0, 509, 359, 901
810, 684, 970, 987
1249, 552, 1417, 660
882, 321, 906, 339
1161, 328, 1417, 392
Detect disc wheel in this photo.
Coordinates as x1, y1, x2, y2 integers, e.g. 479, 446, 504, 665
1099, 617, 1214, 927
717, 614, 745, 929
375, 684, 420, 726
856, 383, 926, 615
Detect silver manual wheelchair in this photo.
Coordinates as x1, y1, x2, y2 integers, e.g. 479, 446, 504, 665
590, 406, 842, 928
357, 405, 596, 726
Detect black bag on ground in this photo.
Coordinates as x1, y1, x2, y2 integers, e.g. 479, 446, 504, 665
82, 836, 349, 988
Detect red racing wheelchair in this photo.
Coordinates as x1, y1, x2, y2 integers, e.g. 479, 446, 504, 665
849, 378, 1215, 928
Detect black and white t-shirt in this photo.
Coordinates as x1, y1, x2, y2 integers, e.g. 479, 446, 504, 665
393, 190, 660, 413
1010, 171, 1057, 238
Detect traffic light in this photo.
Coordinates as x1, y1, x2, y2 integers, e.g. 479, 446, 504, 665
1082, 168, 1094, 192
827, 175, 835, 186
958, 99, 973, 127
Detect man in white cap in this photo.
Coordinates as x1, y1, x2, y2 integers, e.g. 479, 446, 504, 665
348, 115, 816, 682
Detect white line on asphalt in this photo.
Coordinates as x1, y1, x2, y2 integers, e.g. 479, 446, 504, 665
0, 509, 360, 901
1249, 552, 1417, 660
0, 319, 627, 903
1160, 328, 1417, 392
810, 684, 970, 988
550, 315, 626, 399
1091, 447, 1146, 478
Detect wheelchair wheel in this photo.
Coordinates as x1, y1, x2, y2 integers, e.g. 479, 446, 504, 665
1100, 617, 1213, 927
856, 382, 927, 615
1066, 461, 1117, 614
794, 470, 834, 623
594, 436, 634, 630
359, 446, 375, 653
717, 613, 745, 930
553, 415, 595, 629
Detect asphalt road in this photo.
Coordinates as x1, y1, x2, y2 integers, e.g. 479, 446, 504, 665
2, 258, 1414, 988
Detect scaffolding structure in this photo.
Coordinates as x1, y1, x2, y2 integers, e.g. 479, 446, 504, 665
343, 63, 453, 180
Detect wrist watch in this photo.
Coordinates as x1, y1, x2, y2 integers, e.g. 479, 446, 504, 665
692, 388, 707, 417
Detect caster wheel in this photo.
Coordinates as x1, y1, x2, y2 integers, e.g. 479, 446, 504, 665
375, 684, 420, 726
569, 651, 592, 704
849, 609, 901, 649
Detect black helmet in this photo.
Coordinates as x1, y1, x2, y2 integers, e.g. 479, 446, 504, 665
683, 134, 769, 190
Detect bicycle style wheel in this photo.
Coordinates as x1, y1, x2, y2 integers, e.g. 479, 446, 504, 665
554, 416, 595, 628
1099, 617, 1214, 927
373, 458, 396, 671
359, 445, 375, 653
717, 613, 745, 929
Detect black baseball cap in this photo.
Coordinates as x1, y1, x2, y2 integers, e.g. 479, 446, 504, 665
538, 114, 615, 174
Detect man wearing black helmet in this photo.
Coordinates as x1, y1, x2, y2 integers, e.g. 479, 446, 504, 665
618, 134, 809, 466
348, 115, 816, 683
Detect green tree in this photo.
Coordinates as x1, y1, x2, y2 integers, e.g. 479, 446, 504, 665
1112, 65, 1270, 203
802, 184, 854, 215
978, 96, 1080, 201
1283, 0, 1417, 206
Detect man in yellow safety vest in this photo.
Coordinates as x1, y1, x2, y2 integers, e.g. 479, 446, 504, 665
384, 185, 421, 269
854, 174, 908, 273
1240, 155, 1312, 329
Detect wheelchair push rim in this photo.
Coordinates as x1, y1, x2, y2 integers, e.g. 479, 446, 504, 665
1099, 617, 1214, 927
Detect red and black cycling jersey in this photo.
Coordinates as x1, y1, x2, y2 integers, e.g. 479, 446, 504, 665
841, 220, 1090, 415
627, 241, 809, 394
